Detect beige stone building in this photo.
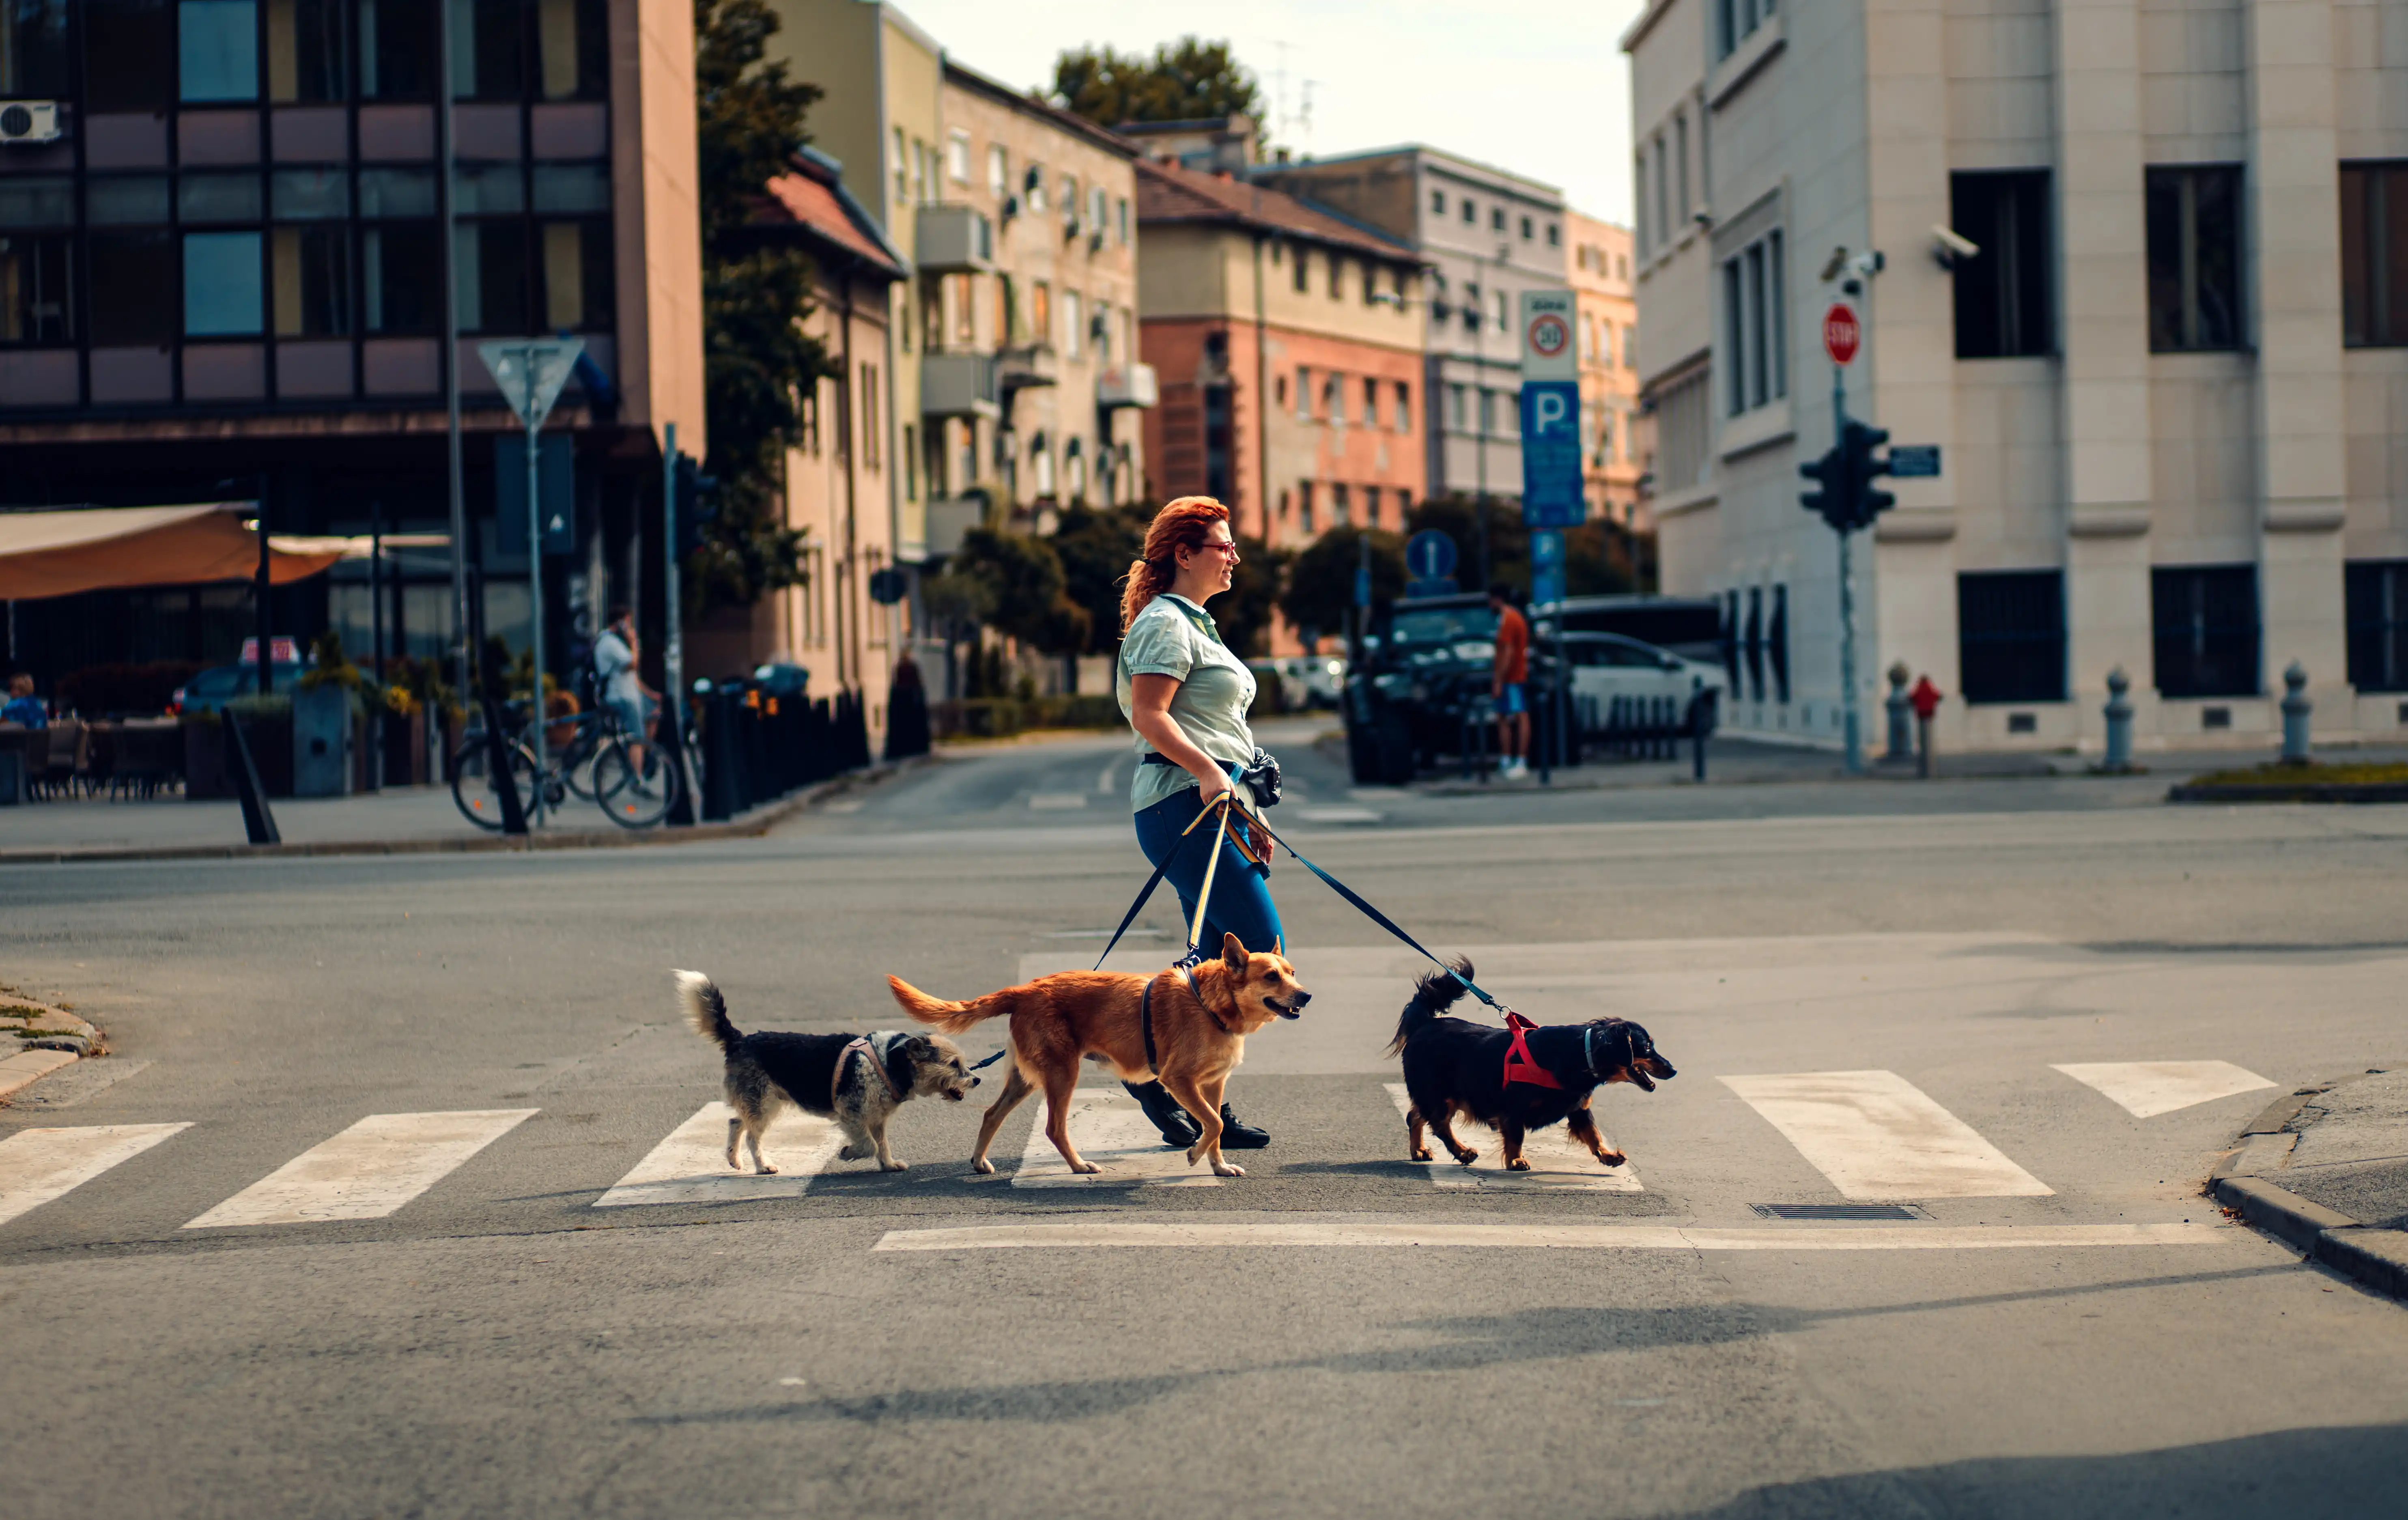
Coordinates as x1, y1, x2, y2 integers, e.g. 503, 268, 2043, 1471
1625, 0, 2408, 754
932, 59, 1149, 536
1566, 210, 1646, 530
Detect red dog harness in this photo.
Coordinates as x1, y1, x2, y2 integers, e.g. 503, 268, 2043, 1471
1502, 1012, 1563, 1090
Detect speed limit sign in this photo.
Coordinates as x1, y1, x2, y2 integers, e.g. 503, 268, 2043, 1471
1823, 304, 1861, 365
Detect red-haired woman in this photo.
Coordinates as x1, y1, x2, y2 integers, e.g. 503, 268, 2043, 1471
1114, 496, 1279, 1149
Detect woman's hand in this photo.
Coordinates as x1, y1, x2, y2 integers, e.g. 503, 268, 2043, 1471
1195, 764, 1234, 810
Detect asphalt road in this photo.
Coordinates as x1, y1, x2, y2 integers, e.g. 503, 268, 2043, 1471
6, 721, 2408, 1519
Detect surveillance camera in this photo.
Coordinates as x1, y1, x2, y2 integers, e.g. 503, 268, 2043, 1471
1847, 250, 1886, 281
1931, 224, 1980, 268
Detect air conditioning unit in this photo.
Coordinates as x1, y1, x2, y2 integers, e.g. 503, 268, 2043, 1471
0, 101, 63, 146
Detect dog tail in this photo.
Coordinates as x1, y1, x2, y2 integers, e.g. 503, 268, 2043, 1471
885, 974, 998, 1036
1385, 957, 1474, 1057
674, 969, 741, 1051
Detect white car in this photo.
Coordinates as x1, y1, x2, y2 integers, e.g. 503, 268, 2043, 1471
1552, 632, 1726, 734
1251, 655, 1347, 710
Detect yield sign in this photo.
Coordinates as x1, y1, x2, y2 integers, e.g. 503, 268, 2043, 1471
478, 337, 586, 429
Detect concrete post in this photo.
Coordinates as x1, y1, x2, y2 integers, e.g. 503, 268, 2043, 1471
2281, 662, 2312, 764
2102, 667, 2134, 772
1884, 663, 1912, 761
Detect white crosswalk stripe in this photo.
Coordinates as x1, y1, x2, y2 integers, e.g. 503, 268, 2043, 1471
1382, 1084, 1642, 1192
0, 1124, 191, 1228
2051, 1061, 2276, 1118
1012, 1089, 1220, 1187
1721, 1070, 2053, 1200
183, 1109, 536, 1229
596, 1103, 847, 1206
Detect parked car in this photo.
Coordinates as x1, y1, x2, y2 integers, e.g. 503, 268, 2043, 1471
1342, 592, 1502, 784
170, 662, 306, 716
1556, 632, 1727, 736
1249, 655, 1348, 711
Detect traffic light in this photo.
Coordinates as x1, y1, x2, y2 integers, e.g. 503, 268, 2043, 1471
1799, 446, 1843, 531
1840, 420, 1895, 530
671, 451, 719, 559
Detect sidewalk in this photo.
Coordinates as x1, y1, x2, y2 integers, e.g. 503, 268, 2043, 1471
0, 760, 921, 864
2212, 1069, 2408, 1302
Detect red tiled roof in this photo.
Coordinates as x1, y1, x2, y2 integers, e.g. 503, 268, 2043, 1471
761, 165, 905, 276
1134, 158, 1419, 263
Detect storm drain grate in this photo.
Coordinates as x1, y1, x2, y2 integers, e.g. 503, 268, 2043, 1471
1750, 1203, 1929, 1221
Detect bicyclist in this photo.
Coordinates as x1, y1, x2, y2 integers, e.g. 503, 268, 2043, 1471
594, 607, 657, 766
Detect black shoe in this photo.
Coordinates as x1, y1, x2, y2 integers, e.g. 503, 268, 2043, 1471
1216, 1104, 1270, 1149
1125, 1081, 1200, 1147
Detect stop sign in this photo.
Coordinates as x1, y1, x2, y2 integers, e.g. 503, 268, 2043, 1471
1823, 304, 1860, 365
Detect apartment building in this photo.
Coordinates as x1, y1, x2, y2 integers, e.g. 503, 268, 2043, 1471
1566, 209, 1646, 529
684, 147, 904, 710
932, 58, 1147, 538
0, 0, 705, 688
1131, 155, 1426, 579
1257, 146, 1568, 510
1625, 0, 2408, 752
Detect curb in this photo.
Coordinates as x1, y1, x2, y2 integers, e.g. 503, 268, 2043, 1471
2170, 782, 2408, 804
0, 754, 935, 867
2209, 1070, 2408, 1303
1, 992, 106, 1102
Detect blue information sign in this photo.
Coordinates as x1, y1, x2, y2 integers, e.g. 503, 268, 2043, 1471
1518, 379, 1584, 528
1889, 444, 1941, 478
1405, 529, 1457, 581
1530, 530, 1565, 607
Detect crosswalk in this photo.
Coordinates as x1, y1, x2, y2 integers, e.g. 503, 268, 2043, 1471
0, 1057, 2279, 1237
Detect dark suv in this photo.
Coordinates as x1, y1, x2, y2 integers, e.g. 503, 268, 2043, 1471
1342, 593, 1531, 784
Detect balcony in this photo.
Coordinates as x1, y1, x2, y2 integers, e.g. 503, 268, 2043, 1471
921, 351, 999, 418
915, 203, 994, 273
1097, 364, 1159, 409
998, 344, 1058, 394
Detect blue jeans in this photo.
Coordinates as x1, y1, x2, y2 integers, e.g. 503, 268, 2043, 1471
1133, 779, 1285, 959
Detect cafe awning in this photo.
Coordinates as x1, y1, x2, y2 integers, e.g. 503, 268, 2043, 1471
0, 504, 349, 601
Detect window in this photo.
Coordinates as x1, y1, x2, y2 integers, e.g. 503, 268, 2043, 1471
1448, 383, 1466, 431
0, 0, 71, 96
87, 0, 175, 109
1090, 185, 1108, 240
1298, 480, 1314, 533
1491, 206, 1506, 232
179, 0, 257, 100
1329, 254, 1343, 299
540, 221, 612, 329
454, 0, 525, 99
1768, 585, 1789, 703
183, 230, 262, 335
1717, 0, 1777, 59
1951, 171, 2052, 358
265, 0, 346, 101
1332, 483, 1351, 525
1025, 166, 1046, 213
948, 131, 971, 184
987, 144, 1009, 200
2152, 565, 2259, 698
535, 0, 607, 99
1117, 197, 1130, 245
893, 128, 909, 203
1623, 324, 1637, 370
1492, 288, 1507, 331
1060, 174, 1078, 225
1393, 381, 1411, 433
271, 227, 349, 336
1323, 372, 1340, 421
2146, 165, 2243, 352
1462, 281, 1481, 332
2341, 163, 2408, 348
1958, 571, 2066, 703
1519, 215, 1534, 240
1546, 223, 1560, 248
2344, 561, 2408, 692
452, 222, 528, 332
1031, 280, 1050, 346
1062, 290, 1081, 360
1361, 376, 1377, 427
1722, 229, 1786, 415
1634, 155, 1650, 256
1653, 136, 1670, 250
360, 0, 435, 98
1431, 189, 1445, 215
362, 224, 440, 333
1461, 198, 1475, 225
861, 364, 880, 469
1478, 388, 1495, 436
1293, 248, 1310, 293
1676, 113, 1691, 221
1295, 366, 1311, 418
0, 233, 73, 344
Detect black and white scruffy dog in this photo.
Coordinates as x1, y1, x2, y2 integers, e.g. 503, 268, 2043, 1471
675, 970, 980, 1173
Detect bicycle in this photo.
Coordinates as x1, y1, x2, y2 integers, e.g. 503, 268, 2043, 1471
451, 701, 692, 831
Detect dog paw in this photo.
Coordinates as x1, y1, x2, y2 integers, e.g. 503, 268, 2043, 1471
837, 1143, 865, 1161
1452, 1150, 1479, 1166
754, 1163, 780, 1175
1408, 1147, 1434, 1163
1598, 1151, 1627, 1168
1072, 1160, 1101, 1175
1505, 1157, 1532, 1172
881, 1160, 908, 1172
1211, 1160, 1246, 1178
973, 1157, 996, 1175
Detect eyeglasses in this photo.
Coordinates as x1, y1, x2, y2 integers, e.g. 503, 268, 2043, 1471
1194, 540, 1240, 558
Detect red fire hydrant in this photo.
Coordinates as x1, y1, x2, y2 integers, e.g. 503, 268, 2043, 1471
1909, 676, 1941, 778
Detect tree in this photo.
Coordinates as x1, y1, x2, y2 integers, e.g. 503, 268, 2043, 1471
693, 0, 834, 613
1048, 502, 1151, 656
953, 527, 1087, 657
1281, 526, 1406, 647
1051, 37, 1262, 129
1564, 520, 1641, 597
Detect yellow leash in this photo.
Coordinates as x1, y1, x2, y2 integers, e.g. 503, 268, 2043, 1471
1185, 793, 1235, 954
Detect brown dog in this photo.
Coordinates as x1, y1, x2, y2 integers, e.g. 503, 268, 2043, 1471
885, 933, 1310, 1178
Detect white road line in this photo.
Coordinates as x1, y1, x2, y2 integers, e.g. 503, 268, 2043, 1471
1012, 1088, 1220, 1187
2051, 1061, 2277, 1119
183, 1109, 537, 1228
1299, 805, 1383, 825
596, 1102, 846, 1206
1383, 1083, 1641, 1193
1095, 756, 1121, 794
1028, 792, 1090, 811
1720, 1070, 2053, 1199
873, 1221, 2233, 1252
0, 1124, 191, 1227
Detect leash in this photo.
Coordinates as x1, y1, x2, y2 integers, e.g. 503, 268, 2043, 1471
1091, 779, 1243, 971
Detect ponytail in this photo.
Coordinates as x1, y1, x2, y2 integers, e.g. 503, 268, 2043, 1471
1117, 496, 1231, 634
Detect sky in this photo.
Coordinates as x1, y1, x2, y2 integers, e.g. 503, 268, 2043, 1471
885, 0, 1648, 225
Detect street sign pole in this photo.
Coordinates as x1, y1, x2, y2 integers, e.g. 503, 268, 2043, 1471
523, 354, 545, 811
1519, 289, 1582, 786
1823, 303, 1864, 775
478, 336, 584, 823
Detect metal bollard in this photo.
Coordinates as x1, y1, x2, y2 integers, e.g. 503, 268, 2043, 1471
2280, 661, 2312, 764
1884, 663, 1913, 761
2102, 667, 2134, 772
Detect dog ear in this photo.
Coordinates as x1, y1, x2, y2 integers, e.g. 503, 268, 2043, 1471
900, 1034, 934, 1061
1221, 931, 1248, 973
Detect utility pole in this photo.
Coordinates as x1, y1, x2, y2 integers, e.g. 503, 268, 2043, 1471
437, 0, 469, 706
1801, 292, 1893, 776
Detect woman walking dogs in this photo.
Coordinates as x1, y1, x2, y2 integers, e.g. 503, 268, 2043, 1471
1117, 497, 1280, 1150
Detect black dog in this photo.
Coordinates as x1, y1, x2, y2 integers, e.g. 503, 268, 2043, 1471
1387, 959, 1676, 1172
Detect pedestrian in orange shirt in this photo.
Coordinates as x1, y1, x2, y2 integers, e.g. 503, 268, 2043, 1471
1488, 583, 1530, 779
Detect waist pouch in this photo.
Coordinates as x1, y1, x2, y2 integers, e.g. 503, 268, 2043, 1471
1140, 750, 1280, 870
